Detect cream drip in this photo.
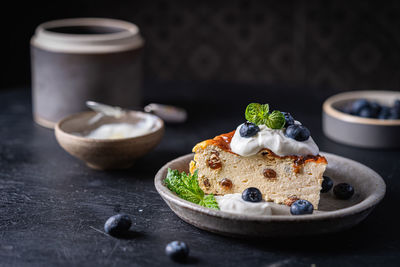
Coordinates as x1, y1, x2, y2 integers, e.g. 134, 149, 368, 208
215, 193, 272, 216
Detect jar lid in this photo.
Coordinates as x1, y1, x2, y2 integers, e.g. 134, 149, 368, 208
31, 18, 144, 54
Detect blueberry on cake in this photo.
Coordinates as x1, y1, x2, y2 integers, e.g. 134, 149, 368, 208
189, 103, 327, 209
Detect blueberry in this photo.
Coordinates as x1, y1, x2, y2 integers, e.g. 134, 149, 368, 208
378, 106, 391, 119
165, 241, 189, 262
321, 176, 333, 193
369, 102, 381, 118
285, 125, 310, 141
358, 106, 373, 118
351, 99, 369, 115
104, 214, 132, 236
389, 101, 400, 119
388, 108, 400, 119
240, 122, 260, 137
282, 112, 295, 128
333, 183, 354, 200
394, 99, 400, 109
242, 187, 262, 202
290, 200, 314, 215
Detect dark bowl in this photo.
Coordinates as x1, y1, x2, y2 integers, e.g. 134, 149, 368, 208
322, 90, 400, 148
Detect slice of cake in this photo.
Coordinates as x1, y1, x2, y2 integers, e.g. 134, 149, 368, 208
189, 103, 327, 209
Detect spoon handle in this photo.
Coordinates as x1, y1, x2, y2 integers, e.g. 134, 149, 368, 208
144, 103, 187, 123
86, 101, 125, 118
86, 101, 187, 123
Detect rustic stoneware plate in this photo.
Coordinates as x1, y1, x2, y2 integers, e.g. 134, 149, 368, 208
55, 111, 164, 170
155, 153, 385, 238
323, 90, 400, 148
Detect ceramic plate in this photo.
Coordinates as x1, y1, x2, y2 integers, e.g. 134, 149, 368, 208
154, 152, 385, 238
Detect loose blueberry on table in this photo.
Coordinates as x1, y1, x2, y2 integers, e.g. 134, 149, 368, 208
242, 187, 262, 202
334, 183, 354, 200
240, 122, 260, 137
321, 176, 333, 193
290, 199, 314, 215
104, 214, 132, 236
285, 124, 311, 141
165, 241, 190, 262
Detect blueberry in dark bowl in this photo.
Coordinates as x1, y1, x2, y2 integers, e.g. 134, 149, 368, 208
389, 109, 400, 119
285, 125, 310, 141
351, 99, 369, 115
369, 102, 381, 118
240, 122, 260, 138
333, 183, 354, 200
389, 101, 400, 119
104, 214, 132, 236
290, 199, 314, 215
358, 106, 373, 118
282, 112, 295, 128
321, 176, 333, 193
165, 241, 189, 262
242, 187, 262, 202
394, 99, 400, 110
378, 106, 391, 119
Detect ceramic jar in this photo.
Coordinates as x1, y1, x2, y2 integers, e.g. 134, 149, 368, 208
31, 18, 144, 128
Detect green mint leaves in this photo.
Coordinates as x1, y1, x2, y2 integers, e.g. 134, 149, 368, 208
266, 110, 286, 129
245, 103, 285, 129
202, 194, 220, 210
245, 103, 270, 125
164, 168, 219, 210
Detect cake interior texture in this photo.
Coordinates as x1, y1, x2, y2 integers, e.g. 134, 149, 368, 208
190, 131, 327, 209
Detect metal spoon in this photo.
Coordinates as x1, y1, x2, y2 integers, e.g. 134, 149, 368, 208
86, 101, 187, 124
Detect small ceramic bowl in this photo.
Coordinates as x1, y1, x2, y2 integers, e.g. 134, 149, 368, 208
55, 111, 164, 170
322, 90, 400, 148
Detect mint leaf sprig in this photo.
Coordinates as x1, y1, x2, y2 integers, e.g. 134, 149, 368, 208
245, 103, 285, 129
164, 168, 219, 210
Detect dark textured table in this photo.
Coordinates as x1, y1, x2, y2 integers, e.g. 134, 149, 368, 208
1, 82, 399, 267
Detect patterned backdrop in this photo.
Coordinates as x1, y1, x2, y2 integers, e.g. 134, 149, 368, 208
4, 0, 400, 94
120, 0, 400, 93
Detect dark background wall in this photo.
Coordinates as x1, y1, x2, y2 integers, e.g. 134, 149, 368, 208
2, 0, 400, 95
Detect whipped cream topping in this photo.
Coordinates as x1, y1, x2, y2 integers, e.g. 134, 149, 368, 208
230, 122, 319, 157
215, 193, 272, 216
